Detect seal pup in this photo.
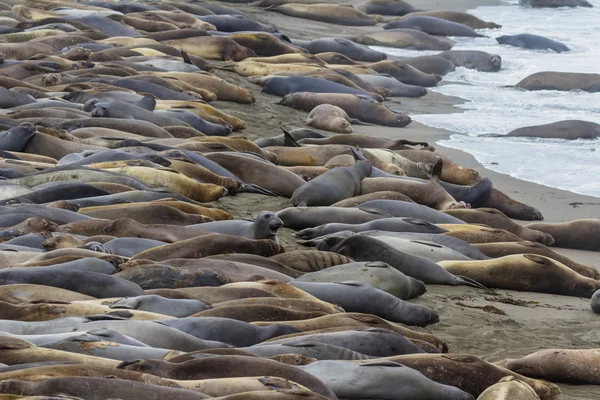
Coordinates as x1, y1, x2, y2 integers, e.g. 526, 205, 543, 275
306, 104, 353, 133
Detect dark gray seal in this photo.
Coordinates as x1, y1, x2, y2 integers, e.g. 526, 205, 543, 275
291, 37, 386, 62
87, 99, 192, 128
290, 281, 438, 326
264, 328, 424, 357
506, 120, 600, 140
439, 50, 501, 72
0, 124, 36, 152
291, 161, 371, 206
103, 237, 167, 257
515, 71, 600, 92
254, 127, 327, 147
0, 268, 144, 298
188, 211, 283, 241
277, 206, 391, 230
244, 340, 372, 361
20, 258, 118, 275
356, 74, 427, 98
497, 33, 569, 52
520, 0, 592, 7
356, 0, 421, 15
158, 317, 300, 346
591, 289, 600, 314
294, 217, 448, 240
199, 14, 276, 32
356, 199, 466, 224
262, 76, 381, 100
384, 16, 485, 37
396, 55, 456, 75
317, 235, 485, 288
109, 295, 210, 317
0, 88, 36, 108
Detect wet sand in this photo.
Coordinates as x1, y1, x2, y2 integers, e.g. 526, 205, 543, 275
206, 1, 600, 398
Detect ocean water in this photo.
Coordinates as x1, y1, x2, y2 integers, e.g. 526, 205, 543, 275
371, 0, 600, 197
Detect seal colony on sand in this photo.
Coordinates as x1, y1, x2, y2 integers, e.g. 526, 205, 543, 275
0, 0, 596, 399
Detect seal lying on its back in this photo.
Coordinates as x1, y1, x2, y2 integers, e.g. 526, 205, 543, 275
496, 33, 569, 53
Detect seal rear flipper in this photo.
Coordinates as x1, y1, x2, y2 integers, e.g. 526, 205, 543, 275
181, 50, 192, 65
238, 183, 280, 197
134, 95, 156, 111
84, 311, 134, 321
455, 275, 487, 290
429, 158, 443, 183
280, 127, 300, 147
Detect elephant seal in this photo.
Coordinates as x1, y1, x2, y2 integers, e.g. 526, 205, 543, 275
290, 281, 438, 326
199, 15, 276, 32
394, 11, 501, 29
263, 76, 381, 100
496, 33, 569, 52
291, 161, 371, 206
591, 289, 600, 314
355, 29, 455, 51
477, 376, 540, 400
356, 199, 465, 223
498, 349, 600, 384
114, 265, 230, 290
270, 251, 352, 273
295, 261, 426, 299
243, 340, 371, 361
356, 0, 420, 15
520, 0, 592, 7
368, 235, 475, 263
266, 3, 382, 26
384, 16, 485, 37
119, 356, 337, 399
395, 55, 456, 75
109, 295, 210, 317
506, 120, 600, 140
294, 217, 447, 240
0, 268, 144, 298
277, 206, 390, 230
367, 61, 442, 87
526, 219, 600, 251
443, 208, 554, 245
255, 128, 327, 147
306, 104, 353, 133
0, 124, 37, 152
516, 71, 600, 92
188, 211, 283, 242
317, 235, 484, 288
159, 317, 299, 346
279, 92, 411, 127
298, 360, 474, 400
298, 135, 429, 151
439, 254, 598, 297
482, 188, 543, 221
130, 234, 285, 261
356, 74, 427, 98
439, 50, 501, 72
0, 284, 95, 304
290, 37, 386, 62
161, 36, 255, 61
474, 241, 599, 279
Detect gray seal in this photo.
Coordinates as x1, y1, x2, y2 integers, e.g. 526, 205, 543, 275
277, 206, 390, 230
103, 237, 167, 257
356, 0, 421, 15
519, 0, 592, 7
591, 289, 600, 314
291, 37, 386, 62
254, 127, 327, 147
356, 74, 427, 98
295, 261, 427, 299
384, 16, 486, 37
395, 55, 456, 75
291, 161, 371, 206
109, 295, 210, 317
243, 340, 372, 361
496, 33, 569, 52
506, 120, 600, 140
317, 235, 485, 288
290, 281, 438, 326
0, 124, 36, 152
298, 360, 475, 400
355, 200, 466, 224
369, 235, 474, 262
158, 317, 300, 346
439, 50, 502, 72
188, 211, 283, 241
198, 14, 277, 32
22, 257, 118, 275
262, 76, 381, 100
294, 217, 447, 239
3, 329, 149, 347
515, 71, 600, 92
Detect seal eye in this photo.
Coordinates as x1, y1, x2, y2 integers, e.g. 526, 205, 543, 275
265, 214, 271, 219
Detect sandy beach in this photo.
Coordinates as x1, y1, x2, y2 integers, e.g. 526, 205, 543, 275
203, 1, 600, 399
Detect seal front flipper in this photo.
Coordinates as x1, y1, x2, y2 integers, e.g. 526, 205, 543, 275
455, 275, 487, 290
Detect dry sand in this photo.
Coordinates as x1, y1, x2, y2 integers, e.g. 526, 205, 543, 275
205, 1, 600, 398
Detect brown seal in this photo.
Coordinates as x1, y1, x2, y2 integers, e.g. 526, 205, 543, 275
78, 204, 213, 225
474, 241, 599, 279
526, 219, 600, 251
444, 228, 523, 244
298, 134, 430, 150
266, 3, 382, 25
269, 251, 353, 273
104, 218, 213, 243
306, 104, 353, 133
0, 284, 96, 304
210, 297, 341, 315
130, 234, 285, 261
396, 150, 480, 185
393, 10, 501, 29
439, 254, 598, 297
162, 36, 255, 61
516, 72, 600, 93
482, 188, 544, 221
443, 208, 554, 245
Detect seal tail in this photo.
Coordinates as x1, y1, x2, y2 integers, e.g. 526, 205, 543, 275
281, 127, 300, 147
456, 275, 488, 290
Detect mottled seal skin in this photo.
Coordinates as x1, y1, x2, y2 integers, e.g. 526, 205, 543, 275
290, 281, 438, 326
0, 268, 144, 298
270, 250, 353, 273
520, 0, 592, 7
439, 254, 598, 297
159, 317, 300, 346
506, 120, 600, 140
298, 360, 474, 400
439, 50, 501, 72
118, 356, 338, 400
498, 349, 600, 385
109, 295, 210, 317
526, 219, 600, 251
291, 37, 386, 62
295, 261, 427, 300
384, 16, 486, 37
516, 71, 600, 92
291, 161, 371, 206
497, 33, 569, 52
318, 235, 483, 288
